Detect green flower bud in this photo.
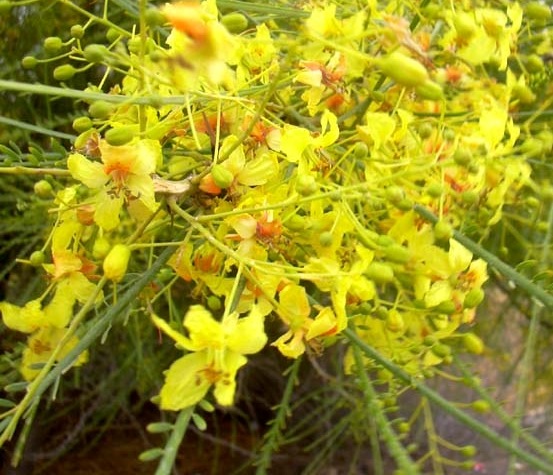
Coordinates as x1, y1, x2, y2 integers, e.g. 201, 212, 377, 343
386, 309, 405, 332
463, 288, 485, 308
70, 24, 85, 39
106, 27, 120, 43
72, 116, 93, 133
525, 54, 544, 73
385, 185, 404, 204
296, 174, 318, 196
463, 333, 484, 354
105, 126, 135, 146
53, 64, 77, 81
83, 44, 109, 63
415, 80, 444, 101
384, 244, 411, 264
221, 13, 249, 34
207, 295, 222, 311
461, 190, 479, 205
22, 56, 38, 69
93, 236, 111, 260
44, 36, 63, 53
377, 52, 429, 87
145, 8, 166, 27
427, 183, 444, 198
453, 147, 473, 167
88, 100, 114, 119
525, 2, 552, 24
34, 180, 53, 198
103, 244, 131, 282
284, 214, 307, 231
460, 445, 477, 458
431, 343, 451, 358
418, 123, 433, 139
210, 164, 235, 189
365, 262, 394, 283
471, 399, 491, 413
353, 141, 369, 159
29, 250, 46, 267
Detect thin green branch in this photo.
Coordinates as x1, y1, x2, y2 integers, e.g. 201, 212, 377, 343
344, 327, 553, 475
154, 407, 194, 475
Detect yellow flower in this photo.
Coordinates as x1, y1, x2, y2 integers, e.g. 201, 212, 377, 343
152, 304, 267, 410
67, 139, 161, 230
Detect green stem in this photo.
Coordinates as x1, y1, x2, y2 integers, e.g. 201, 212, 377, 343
0, 167, 70, 176
154, 407, 194, 475
0, 116, 75, 140
352, 343, 421, 475
217, 0, 309, 17
344, 328, 553, 475
255, 357, 302, 475
413, 204, 553, 313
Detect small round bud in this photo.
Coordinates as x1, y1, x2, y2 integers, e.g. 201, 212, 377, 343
103, 244, 131, 282
353, 141, 369, 159
463, 332, 484, 354
106, 27, 120, 43
427, 183, 444, 198
418, 123, 433, 139
471, 399, 491, 413
70, 24, 85, 39
431, 343, 451, 358
295, 174, 318, 196
83, 44, 109, 63
221, 13, 249, 34
93, 236, 111, 260
29, 251, 46, 267
34, 180, 53, 198
434, 220, 453, 241
386, 309, 405, 332
365, 262, 394, 283
463, 288, 485, 308
207, 295, 222, 311
377, 51, 429, 87
44, 36, 63, 53
22, 56, 38, 69
453, 147, 473, 167
53, 64, 77, 81
105, 126, 134, 146
415, 80, 444, 101
145, 8, 166, 27
72, 116, 93, 133
88, 100, 114, 119
460, 445, 477, 458
210, 164, 235, 189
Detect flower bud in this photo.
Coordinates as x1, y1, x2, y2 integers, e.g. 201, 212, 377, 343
34, 180, 53, 198
29, 250, 46, 267
22, 56, 37, 69
221, 13, 249, 34
53, 64, 77, 81
377, 52, 429, 87
70, 24, 85, 39
44, 36, 63, 53
93, 236, 111, 260
295, 174, 318, 196
318, 231, 333, 247
105, 126, 134, 146
103, 244, 131, 282
462, 333, 484, 354
463, 288, 485, 308
72, 116, 93, 133
415, 80, 444, 101
145, 8, 166, 27
365, 262, 394, 283
83, 44, 109, 63
210, 164, 234, 189
89, 100, 114, 119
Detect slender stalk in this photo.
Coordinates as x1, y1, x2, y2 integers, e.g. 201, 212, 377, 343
154, 407, 194, 475
344, 327, 553, 475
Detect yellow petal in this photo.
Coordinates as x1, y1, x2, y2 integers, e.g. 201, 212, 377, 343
67, 153, 108, 188
43, 287, 75, 328
160, 353, 211, 410
184, 305, 225, 349
94, 191, 124, 230
226, 305, 267, 354
151, 313, 194, 351
213, 351, 247, 406
0, 299, 44, 333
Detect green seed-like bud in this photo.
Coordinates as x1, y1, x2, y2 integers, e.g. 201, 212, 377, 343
461, 190, 479, 205
72, 116, 93, 133
318, 231, 333, 247
88, 100, 114, 119
434, 221, 453, 241
93, 236, 111, 260
427, 183, 443, 198
145, 8, 166, 27
34, 180, 53, 198
284, 214, 307, 231
377, 51, 429, 87
463, 333, 484, 354
22, 56, 37, 69
296, 174, 318, 196
453, 147, 473, 167
460, 445, 477, 458
210, 164, 235, 189
471, 399, 491, 413
418, 123, 433, 139
415, 80, 444, 101
385, 185, 404, 204
221, 12, 249, 34
525, 54, 544, 73
435, 300, 456, 314
525, 2, 552, 23
83, 44, 109, 63
53, 64, 77, 81
106, 27, 120, 43
103, 244, 131, 282
353, 141, 369, 159
44, 36, 63, 53
463, 288, 485, 308
70, 24, 85, 39
431, 343, 451, 358
29, 250, 46, 267
384, 244, 411, 264
105, 126, 134, 146
365, 262, 394, 283
512, 84, 536, 104
127, 36, 142, 55
207, 295, 222, 311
